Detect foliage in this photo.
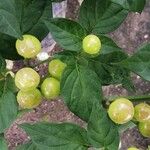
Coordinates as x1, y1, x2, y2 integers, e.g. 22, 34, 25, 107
0, 0, 149, 150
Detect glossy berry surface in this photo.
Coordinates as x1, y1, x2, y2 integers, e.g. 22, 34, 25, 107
108, 98, 134, 124
15, 67, 40, 91
134, 103, 150, 122
17, 89, 42, 109
82, 34, 101, 55
139, 121, 150, 138
48, 59, 67, 80
16, 35, 41, 58
41, 77, 60, 99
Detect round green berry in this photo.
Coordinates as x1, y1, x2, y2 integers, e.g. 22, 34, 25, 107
17, 89, 42, 109
108, 98, 134, 124
15, 67, 40, 91
134, 103, 150, 122
82, 34, 101, 55
41, 77, 60, 99
48, 59, 67, 80
16, 34, 41, 58
139, 121, 150, 138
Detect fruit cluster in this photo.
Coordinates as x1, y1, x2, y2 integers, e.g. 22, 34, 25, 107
15, 35, 67, 109
108, 98, 150, 138
15, 34, 149, 140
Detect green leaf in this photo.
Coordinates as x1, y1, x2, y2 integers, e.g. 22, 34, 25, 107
87, 103, 119, 150
0, 33, 22, 60
111, 0, 146, 13
0, 74, 17, 97
51, 0, 65, 2
0, 9, 21, 39
100, 36, 121, 55
79, 0, 128, 34
89, 36, 133, 88
16, 142, 39, 150
0, 75, 18, 133
0, 91, 18, 133
45, 18, 86, 52
61, 64, 102, 121
0, 55, 6, 73
119, 44, 150, 81
20, 122, 89, 150
0, 135, 8, 150
16, 0, 52, 40
0, 0, 16, 17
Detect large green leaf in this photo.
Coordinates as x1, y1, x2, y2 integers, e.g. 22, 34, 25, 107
0, 9, 21, 39
20, 122, 89, 150
0, 91, 18, 133
16, 0, 52, 40
0, 34, 22, 60
111, 0, 146, 13
0, 0, 16, 15
119, 44, 150, 81
61, 64, 102, 121
87, 103, 119, 150
88, 36, 134, 90
0, 75, 18, 133
79, 0, 128, 34
0, 135, 8, 150
45, 18, 86, 52
16, 142, 38, 150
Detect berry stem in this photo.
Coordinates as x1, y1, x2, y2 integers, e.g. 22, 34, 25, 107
105, 94, 150, 102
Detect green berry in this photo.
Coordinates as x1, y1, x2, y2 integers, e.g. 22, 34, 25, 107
108, 98, 134, 124
127, 147, 139, 150
134, 103, 150, 122
16, 35, 41, 58
48, 59, 67, 80
82, 34, 101, 55
139, 121, 150, 138
15, 67, 40, 91
41, 77, 60, 99
17, 89, 42, 109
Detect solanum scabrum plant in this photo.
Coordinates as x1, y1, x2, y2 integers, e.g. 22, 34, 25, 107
0, 0, 149, 150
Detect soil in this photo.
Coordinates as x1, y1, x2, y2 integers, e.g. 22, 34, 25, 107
5, 0, 150, 150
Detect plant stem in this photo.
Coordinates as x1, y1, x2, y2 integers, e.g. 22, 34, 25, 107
105, 94, 150, 102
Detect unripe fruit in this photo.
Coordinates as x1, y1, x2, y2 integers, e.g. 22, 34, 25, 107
139, 121, 150, 138
82, 34, 101, 55
108, 98, 134, 124
48, 59, 67, 80
16, 35, 41, 58
127, 147, 139, 150
41, 77, 60, 99
15, 67, 40, 91
134, 103, 150, 122
17, 89, 42, 109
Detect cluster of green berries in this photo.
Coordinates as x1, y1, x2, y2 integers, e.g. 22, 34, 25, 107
14, 34, 149, 139
15, 35, 67, 109
108, 98, 150, 138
